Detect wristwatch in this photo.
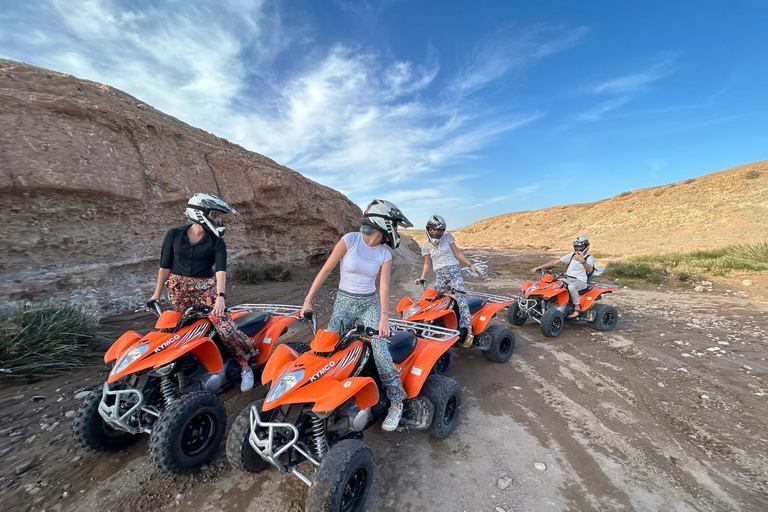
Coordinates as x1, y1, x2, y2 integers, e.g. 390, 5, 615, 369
217, 292, 226, 299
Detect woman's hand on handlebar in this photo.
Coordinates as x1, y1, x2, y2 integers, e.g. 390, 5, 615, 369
300, 298, 313, 317
212, 296, 225, 317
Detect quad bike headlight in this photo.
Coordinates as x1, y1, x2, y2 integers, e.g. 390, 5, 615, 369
111, 343, 149, 376
266, 369, 305, 403
404, 304, 421, 319
526, 284, 540, 293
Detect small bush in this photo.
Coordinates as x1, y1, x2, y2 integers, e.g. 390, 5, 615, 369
674, 268, 699, 282
606, 261, 667, 284
684, 178, 696, 184
231, 263, 292, 284
261, 263, 292, 282
653, 189, 664, 197
0, 302, 105, 382
745, 170, 760, 180
617, 191, 632, 198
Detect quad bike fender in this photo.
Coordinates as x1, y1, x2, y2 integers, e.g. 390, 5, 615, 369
153, 336, 223, 374
410, 309, 458, 329
104, 330, 143, 363
261, 343, 300, 386
472, 301, 513, 334
401, 340, 453, 397
311, 377, 379, 413
396, 296, 414, 314
579, 288, 613, 310
521, 279, 533, 291
253, 316, 297, 365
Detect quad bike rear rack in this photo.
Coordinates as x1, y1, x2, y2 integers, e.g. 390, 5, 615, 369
388, 318, 460, 342
228, 303, 317, 333
464, 290, 517, 304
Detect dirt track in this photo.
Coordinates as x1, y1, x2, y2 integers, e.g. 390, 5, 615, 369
1, 249, 767, 512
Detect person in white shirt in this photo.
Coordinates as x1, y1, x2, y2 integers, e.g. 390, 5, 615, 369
531, 236, 596, 318
416, 215, 481, 343
301, 199, 413, 431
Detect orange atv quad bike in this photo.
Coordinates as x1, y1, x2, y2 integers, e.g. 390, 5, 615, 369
72, 301, 315, 475
395, 280, 517, 367
226, 317, 462, 512
508, 271, 618, 337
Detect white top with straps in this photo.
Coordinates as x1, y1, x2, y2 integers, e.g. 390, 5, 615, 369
560, 251, 596, 282
421, 233, 460, 271
339, 232, 392, 294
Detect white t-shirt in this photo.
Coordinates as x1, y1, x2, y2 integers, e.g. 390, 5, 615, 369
560, 252, 596, 282
421, 233, 460, 271
338, 232, 392, 294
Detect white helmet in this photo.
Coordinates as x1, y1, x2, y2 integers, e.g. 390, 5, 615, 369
362, 199, 413, 249
572, 235, 590, 253
425, 215, 447, 244
185, 193, 238, 237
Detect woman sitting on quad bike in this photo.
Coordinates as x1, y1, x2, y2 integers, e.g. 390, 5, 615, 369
531, 235, 596, 319
415, 215, 482, 344
301, 199, 413, 432
149, 193, 257, 391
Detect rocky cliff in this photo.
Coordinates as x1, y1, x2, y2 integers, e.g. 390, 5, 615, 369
0, 59, 361, 313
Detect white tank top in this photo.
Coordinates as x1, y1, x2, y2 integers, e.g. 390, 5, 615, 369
339, 232, 392, 294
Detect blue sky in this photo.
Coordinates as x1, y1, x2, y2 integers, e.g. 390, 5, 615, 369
2, 1, 767, 228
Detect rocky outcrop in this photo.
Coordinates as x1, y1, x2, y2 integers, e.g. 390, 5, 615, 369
0, 59, 361, 313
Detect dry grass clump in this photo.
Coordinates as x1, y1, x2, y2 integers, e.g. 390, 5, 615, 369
231, 262, 292, 284
1, 302, 105, 382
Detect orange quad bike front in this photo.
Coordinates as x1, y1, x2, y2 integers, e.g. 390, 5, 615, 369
226, 318, 462, 512
72, 302, 315, 475
508, 271, 619, 337
395, 281, 517, 367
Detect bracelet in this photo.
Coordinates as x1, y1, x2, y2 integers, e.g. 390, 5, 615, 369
381, 311, 389, 316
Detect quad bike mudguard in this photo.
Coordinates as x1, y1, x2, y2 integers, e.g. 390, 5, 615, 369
252, 315, 298, 366
400, 339, 454, 396
471, 301, 511, 334
261, 343, 301, 386
104, 330, 143, 363
310, 377, 380, 413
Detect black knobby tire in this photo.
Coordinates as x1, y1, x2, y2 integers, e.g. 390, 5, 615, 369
226, 400, 270, 473
540, 308, 564, 337
482, 325, 516, 363
72, 388, 139, 452
506, 301, 528, 326
305, 439, 374, 512
285, 341, 311, 355
591, 304, 619, 332
430, 348, 454, 376
420, 374, 462, 438
148, 391, 227, 475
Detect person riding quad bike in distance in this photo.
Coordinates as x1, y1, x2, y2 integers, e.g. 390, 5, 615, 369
415, 215, 482, 344
531, 236, 596, 319
301, 199, 413, 431
149, 193, 257, 391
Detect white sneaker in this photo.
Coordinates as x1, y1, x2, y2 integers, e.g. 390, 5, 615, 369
240, 368, 254, 392
382, 403, 403, 431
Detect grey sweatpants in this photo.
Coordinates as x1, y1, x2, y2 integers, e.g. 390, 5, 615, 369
562, 276, 588, 306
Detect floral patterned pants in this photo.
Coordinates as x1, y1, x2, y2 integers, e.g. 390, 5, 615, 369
327, 290, 407, 405
435, 264, 472, 330
166, 274, 256, 365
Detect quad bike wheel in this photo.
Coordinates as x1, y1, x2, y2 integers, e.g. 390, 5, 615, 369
590, 304, 618, 331
226, 399, 270, 473
148, 391, 227, 475
506, 301, 528, 326
285, 341, 311, 355
305, 439, 374, 512
421, 374, 462, 438
72, 388, 139, 452
430, 348, 454, 376
482, 325, 516, 363
540, 308, 565, 337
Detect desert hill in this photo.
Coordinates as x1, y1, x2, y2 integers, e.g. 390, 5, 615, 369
442, 160, 768, 256
0, 59, 361, 313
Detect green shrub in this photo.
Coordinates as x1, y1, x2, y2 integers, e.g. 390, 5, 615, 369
684, 178, 696, 184
231, 262, 292, 284
605, 260, 667, 284
745, 170, 760, 180
653, 189, 664, 197
673, 268, 699, 282
0, 302, 105, 382
617, 191, 632, 198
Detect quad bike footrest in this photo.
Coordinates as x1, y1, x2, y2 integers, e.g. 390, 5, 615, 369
399, 396, 434, 430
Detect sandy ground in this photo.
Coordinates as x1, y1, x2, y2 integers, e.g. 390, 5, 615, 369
1, 250, 767, 512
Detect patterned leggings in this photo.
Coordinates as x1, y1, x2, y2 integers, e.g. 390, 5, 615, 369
327, 290, 406, 405
166, 274, 256, 365
435, 264, 472, 330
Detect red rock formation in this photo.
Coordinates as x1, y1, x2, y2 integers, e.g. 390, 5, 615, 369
0, 59, 361, 313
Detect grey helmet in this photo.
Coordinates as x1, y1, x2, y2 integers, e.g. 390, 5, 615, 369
425, 215, 447, 244
362, 199, 413, 249
185, 193, 238, 237
572, 235, 590, 254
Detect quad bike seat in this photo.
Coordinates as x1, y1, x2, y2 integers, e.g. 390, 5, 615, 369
385, 330, 417, 363
466, 297, 486, 314
578, 286, 593, 295
233, 311, 270, 337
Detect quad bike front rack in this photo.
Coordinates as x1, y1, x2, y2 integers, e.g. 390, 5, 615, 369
98, 382, 162, 434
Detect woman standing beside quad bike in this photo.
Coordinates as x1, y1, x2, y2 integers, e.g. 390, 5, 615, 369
301, 199, 414, 431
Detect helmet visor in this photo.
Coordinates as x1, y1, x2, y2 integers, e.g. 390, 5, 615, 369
428, 228, 445, 238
